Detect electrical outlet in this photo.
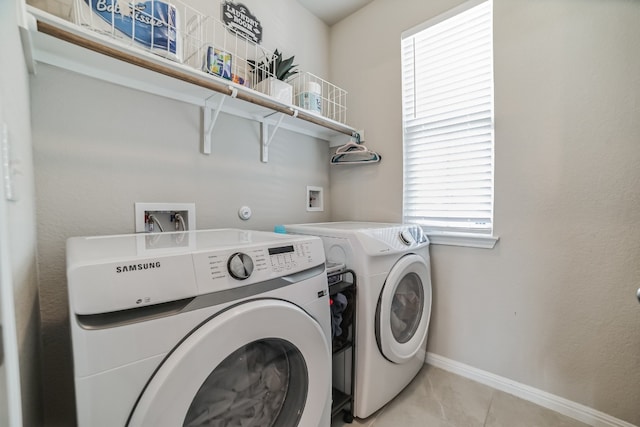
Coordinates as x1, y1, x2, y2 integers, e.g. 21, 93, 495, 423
135, 203, 196, 233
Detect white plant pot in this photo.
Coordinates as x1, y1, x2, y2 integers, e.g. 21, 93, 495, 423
254, 78, 293, 104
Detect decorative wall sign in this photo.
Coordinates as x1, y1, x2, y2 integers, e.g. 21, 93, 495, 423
221, 1, 263, 44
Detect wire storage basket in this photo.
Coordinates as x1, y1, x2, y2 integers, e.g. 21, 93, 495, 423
183, 15, 295, 102
71, 0, 278, 88
71, 0, 205, 63
289, 72, 347, 124
182, 14, 273, 88
70, 0, 347, 117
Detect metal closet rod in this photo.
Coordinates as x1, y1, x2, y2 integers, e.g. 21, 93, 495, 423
36, 20, 356, 138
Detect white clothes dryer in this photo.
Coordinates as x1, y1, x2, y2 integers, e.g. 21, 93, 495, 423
66, 229, 332, 427
284, 222, 432, 419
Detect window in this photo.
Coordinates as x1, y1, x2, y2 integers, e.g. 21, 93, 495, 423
401, 0, 495, 245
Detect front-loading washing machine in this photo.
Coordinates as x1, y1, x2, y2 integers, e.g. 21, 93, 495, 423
66, 229, 332, 427
284, 222, 432, 419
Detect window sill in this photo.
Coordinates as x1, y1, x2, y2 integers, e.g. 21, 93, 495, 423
425, 232, 499, 249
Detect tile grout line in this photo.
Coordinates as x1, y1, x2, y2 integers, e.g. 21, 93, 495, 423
482, 389, 497, 427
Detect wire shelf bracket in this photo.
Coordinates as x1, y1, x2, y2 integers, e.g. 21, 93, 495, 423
260, 111, 291, 163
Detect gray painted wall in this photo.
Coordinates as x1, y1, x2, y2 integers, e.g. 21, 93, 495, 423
1, 0, 43, 425
330, 0, 640, 425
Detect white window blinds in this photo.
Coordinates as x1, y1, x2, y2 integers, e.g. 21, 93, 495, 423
401, 0, 494, 234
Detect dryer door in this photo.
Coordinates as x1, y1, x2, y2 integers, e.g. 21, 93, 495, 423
376, 254, 432, 364
127, 299, 330, 427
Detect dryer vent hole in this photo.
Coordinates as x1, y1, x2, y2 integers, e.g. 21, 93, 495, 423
306, 186, 323, 211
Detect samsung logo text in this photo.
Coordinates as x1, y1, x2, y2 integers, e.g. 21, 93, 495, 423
116, 262, 161, 273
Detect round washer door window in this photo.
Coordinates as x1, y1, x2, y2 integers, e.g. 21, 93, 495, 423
183, 338, 307, 426
127, 300, 331, 427
376, 254, 432, 364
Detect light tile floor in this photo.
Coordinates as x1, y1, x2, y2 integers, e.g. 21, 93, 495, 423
331, 365, 591, 427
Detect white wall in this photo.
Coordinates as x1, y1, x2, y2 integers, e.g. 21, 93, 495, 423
330, 0, 640, 425
0, 0, 43, 425
28, 1, 332, 424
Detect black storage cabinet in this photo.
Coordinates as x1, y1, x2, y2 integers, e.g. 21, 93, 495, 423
328, 268, 356, 424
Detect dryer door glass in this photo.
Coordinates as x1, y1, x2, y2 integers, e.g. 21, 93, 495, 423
390, 272, 424, 344
183, 338, 307, 427
376, 254, 432, 364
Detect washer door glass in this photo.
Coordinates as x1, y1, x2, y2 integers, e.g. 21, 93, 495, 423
127, 299, 330, 427
183, 338, 307, 427
377, 254, 432, 364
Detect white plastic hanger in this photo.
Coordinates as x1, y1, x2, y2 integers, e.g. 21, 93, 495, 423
330, 137, 381, 165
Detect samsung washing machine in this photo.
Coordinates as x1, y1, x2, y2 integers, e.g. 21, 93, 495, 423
284, 222, 432, 419
66, 229, 332, 427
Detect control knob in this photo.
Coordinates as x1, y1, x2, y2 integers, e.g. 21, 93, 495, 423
228, 252, 254, 280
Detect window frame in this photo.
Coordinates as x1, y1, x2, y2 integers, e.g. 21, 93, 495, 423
401, 0, 498, 249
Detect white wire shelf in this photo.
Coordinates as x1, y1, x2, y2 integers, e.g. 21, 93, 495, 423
23, 5, 358, 157
67, 0, 348, 124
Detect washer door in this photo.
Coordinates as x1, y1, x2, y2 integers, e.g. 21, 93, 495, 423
376, 254, 432, 364
127, 299, 330, 427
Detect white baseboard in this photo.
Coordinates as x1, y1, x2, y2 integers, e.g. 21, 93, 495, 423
426, 352, 637, 427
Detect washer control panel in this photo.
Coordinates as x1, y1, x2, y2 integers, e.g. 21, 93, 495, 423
67, 230, 326, 314
264, 241, 316, 274
225, 244, 310, 280
268, 244, 297, 273
193, 239, 321, 293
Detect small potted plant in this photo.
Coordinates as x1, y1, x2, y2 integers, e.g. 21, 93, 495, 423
249, 49, 298, 104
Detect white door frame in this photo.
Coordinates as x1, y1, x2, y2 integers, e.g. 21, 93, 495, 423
0, 96, 24, 427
